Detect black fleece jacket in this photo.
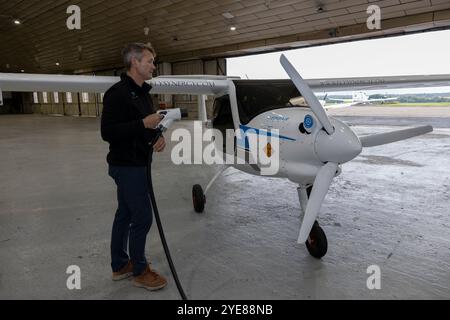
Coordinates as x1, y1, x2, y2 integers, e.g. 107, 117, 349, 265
101, 73, 157, 166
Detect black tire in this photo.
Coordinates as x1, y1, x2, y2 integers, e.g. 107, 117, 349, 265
192, 184, 205, 213
305, 221, 328, 259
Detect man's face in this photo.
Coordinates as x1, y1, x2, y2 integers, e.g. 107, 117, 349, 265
133, 50, 155, 80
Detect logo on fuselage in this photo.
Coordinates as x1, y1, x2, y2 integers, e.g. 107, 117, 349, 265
304, 115, 314, 129
266, 114, 289, 122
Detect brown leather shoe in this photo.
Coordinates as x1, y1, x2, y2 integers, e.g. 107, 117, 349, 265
112, 261, 133, 281
133, 264, 167, 291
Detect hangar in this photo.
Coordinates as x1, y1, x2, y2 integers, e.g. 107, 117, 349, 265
0, 0, 449, 299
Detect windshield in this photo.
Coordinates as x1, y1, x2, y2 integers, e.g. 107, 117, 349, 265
232, 79, 302, 124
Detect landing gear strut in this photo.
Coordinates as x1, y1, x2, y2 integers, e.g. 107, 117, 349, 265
191, 167, 228, 214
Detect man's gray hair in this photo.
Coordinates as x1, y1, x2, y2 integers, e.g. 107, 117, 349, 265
122, 43, 156, 70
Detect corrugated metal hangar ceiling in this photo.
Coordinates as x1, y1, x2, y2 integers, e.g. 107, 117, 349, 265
1, 0, 450, 74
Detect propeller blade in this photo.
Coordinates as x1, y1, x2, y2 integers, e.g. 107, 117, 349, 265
360, 125, 432, 148
280, 54, 334, 135
297, 162, 338, 243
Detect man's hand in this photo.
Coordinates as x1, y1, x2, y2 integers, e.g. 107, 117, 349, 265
153, 136, 166, 152
143, 113, 163, 129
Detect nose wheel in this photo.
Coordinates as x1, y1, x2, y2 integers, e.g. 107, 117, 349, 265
305, 221, 328, 259
192, 184, 205, 213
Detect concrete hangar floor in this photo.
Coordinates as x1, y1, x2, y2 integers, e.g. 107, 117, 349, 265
0, 105, 449, 299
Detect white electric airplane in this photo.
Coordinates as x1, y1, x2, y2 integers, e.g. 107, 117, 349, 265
1, 55, 449, 258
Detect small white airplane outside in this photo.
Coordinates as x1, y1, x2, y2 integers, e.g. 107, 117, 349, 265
0, 55, 449, 258
327, 91, 398, 105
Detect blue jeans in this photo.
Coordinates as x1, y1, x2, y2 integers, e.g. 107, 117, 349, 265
108, 165, 153, 276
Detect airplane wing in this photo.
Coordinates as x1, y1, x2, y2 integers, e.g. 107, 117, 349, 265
324, 102, 357, 109
366, 97, 398, 102
326, 97, 347, 102
0, 73, 230, 95
0, 73, 117, 93
292, 96, 356, 110
307, 74, 450, 91
1, 72, 450, 94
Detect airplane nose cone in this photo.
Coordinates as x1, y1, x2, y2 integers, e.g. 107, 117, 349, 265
314, 122, 362, 164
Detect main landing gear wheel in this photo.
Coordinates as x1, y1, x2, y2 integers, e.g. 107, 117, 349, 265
192, 184, 205, 213
305, 221, 328, 259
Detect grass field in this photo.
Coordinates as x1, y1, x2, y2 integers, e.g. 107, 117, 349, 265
382, 102, 450, 107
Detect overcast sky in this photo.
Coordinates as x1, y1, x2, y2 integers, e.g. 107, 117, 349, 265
227, 29, 450, 94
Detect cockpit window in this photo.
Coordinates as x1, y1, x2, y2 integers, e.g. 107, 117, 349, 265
233, 80, 302, 124
212, 95, 234, 142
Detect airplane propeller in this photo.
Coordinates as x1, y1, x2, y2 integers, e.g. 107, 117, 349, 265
279, 54, 433, 243
297, 161, 338, 243
359, 125, 432, 147
280, 54, 335, 135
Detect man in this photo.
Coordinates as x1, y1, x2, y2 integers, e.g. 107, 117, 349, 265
101, 43, 167, 291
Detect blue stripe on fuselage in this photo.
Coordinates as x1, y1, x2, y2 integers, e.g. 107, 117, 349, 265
237, 124, 296, 150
